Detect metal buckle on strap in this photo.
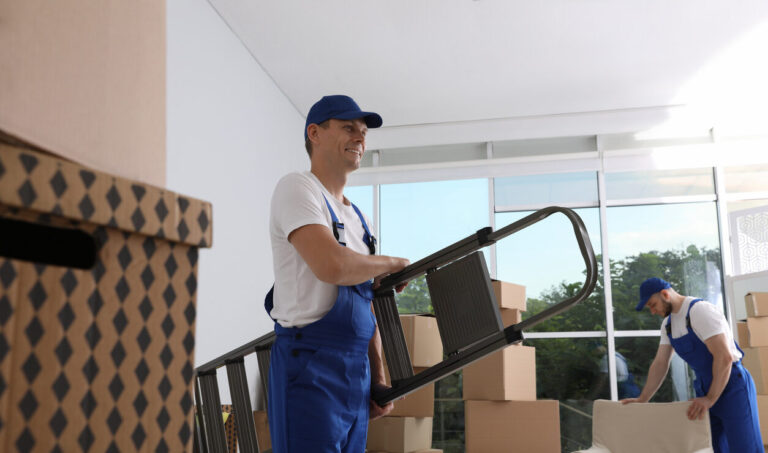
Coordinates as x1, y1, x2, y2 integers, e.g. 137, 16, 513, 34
333, 221, 347, 246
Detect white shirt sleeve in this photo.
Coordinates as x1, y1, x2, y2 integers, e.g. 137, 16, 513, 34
689, 301, 727, 341
659, 317, 671, 345
271, 172, 329, 239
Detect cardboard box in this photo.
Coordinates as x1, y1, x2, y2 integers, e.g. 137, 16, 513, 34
492, 280, 526, 311
500, 308, 522, 327
742, 347, 768, 394
746, 293, 768, 318
465, 400, 560, 453
400, 315, 443, 367
738, 322, 751, 348
366, 417, 433, 453
253, 410, 272, 452
383, 363, 435, 417
0, 144, 212, 451
0, 1, 166, 186
747, 317, 768, 347
758, 395, 768, 446
463, 345, 536, 401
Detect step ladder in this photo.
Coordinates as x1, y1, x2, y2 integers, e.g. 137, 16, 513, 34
193, 206, 597, 452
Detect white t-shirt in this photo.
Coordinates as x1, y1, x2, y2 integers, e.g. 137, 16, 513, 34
659, 296, 742, 362
600, 352, 630, 381
269, 171, 373, 328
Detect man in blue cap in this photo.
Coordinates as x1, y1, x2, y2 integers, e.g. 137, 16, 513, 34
265, 95, 410, 452
622, 277, 763, 452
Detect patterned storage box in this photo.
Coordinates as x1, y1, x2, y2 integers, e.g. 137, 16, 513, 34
0, 141, 212, 452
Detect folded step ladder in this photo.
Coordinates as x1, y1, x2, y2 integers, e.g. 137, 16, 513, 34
193, 206, 597, 452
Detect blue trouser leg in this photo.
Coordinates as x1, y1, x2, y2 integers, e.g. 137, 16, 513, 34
268, 337, 370, 453
706, 365, 764, 453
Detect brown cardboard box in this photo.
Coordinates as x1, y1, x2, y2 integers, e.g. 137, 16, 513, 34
463, 345, 536, 401
747, 317, 768, 347
386, 365, 435, 417
366, 417, 433, 453
738, 322, 751, 348
500, 308, 522, 327
401, 315, 443, 367
0, 144, 212, 451
0, 1, 166, 186
492, 279, 526, 311
253, 410, 272, 452
758, 395, 768, 446
746, 293, 768, 318
465, 400, 560, 453
742, 347, 768, 394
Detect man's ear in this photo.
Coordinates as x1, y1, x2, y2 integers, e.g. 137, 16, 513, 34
307, 123, 320, 143
659, 289, 670, 302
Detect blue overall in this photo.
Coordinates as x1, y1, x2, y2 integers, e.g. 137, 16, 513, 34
265, 196, 377, 453
666, 299, 763, 453
616, 353, 641, 399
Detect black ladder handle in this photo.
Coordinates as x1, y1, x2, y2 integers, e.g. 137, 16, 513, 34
375, 206, 598, 323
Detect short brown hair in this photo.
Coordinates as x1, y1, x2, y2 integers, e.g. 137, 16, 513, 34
304, 120, 330, 157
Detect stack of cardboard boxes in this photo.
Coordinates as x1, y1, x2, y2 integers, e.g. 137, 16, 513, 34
462, 280, 561, 453
738, 292, 768, 451
367, 314, 444, 453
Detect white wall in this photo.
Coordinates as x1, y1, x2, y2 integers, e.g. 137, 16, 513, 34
166, 0, 306, 403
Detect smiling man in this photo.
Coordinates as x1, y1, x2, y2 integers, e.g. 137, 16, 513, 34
264, 95, 410, 453
621, 277, 763, 452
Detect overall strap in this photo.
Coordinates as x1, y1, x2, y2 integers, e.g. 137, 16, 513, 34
685, 298, 703, 330
351, 203, 376, 255
665, 298, 704, 336
323, 194, 346, 246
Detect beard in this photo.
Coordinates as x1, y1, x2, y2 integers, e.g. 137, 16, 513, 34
662, 300, 673, 317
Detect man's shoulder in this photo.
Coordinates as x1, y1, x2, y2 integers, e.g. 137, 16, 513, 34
689, 298, 722, 319
274, 171, 320, 198
276, 171, 313, 188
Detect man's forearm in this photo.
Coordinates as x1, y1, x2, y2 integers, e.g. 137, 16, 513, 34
705, 355, 732, 404
638, 358, 670, 402
368, 322, 386, 386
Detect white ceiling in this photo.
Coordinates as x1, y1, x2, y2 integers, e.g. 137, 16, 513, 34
210, 0, 768, 135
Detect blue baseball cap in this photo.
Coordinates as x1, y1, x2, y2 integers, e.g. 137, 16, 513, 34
636, 277, 671, 311
304, 95, 382, 140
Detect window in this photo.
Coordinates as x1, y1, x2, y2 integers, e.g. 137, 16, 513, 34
496, 208, 603, 331
344, 185, 374, 225
495, 172, 598, 208
525, 337, 609, 452
380, 179, 489, 264
605, 168, 714, 201
606, 202, 723, 330
724, 164, 768, 193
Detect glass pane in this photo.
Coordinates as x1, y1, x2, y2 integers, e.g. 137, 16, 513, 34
380, 179, 489, 314
525, 337, 609, 452
724, 164, 768, 193
615, 337, 695, 402
495, 208, 604, 331
494, 172, 598, 207
605, 168, 714, 200
433, 372, 464, 453
344, 185, 373, 226
607, 203, 723, 330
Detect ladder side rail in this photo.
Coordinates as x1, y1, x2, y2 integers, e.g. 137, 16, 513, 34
198, 371, 229, 453
226, 359, 260, 453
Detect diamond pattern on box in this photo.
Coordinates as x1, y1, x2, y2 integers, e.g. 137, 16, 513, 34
0, 143, 210, 452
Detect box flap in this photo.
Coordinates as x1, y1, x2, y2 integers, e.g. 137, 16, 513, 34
0, 143, 212, 247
